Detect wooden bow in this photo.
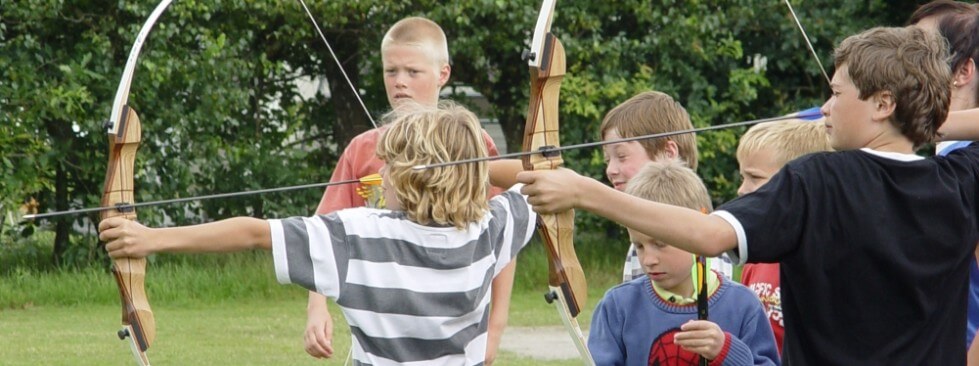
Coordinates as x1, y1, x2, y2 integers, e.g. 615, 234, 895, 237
103, 1, 174, 364
521, 1, 593, 363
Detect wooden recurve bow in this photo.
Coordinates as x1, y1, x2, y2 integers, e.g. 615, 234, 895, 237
521, 1, 594, 364
103, 1, 174, 364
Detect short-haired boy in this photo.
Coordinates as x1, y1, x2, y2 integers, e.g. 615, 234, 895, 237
599, 91, 733, 282
735, 120, 832, 355
589, 159, 779, 365
518, 26, 979, 363
307, 17, 512, 362
101, 102, 536, 365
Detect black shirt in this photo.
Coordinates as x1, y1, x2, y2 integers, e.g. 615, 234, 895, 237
717, 146, 979, 365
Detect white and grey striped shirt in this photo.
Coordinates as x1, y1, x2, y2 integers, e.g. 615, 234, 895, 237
269, 186, 536, 365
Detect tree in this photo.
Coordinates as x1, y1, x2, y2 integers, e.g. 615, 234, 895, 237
1, 0, 915, 265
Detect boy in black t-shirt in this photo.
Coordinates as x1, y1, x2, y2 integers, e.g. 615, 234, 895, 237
518, 26, 979, 364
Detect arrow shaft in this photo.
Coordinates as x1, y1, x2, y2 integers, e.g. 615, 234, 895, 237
24, 178, 362, 220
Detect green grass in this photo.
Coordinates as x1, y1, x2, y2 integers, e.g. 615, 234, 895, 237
0, 298, 598, 365
0, 232, 624, 364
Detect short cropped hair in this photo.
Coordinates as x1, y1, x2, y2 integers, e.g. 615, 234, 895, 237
376, 101, 488, 228
381, 17, 450, 66
599, 91, 699, 170
833, 26, 951, 146
737, 121, 833, 168
625, 158, 712, 212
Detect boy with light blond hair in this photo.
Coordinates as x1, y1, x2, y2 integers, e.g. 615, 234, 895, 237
518, 26, 979, 363
308, 17, 513, 362
589, 159, 778, 365
735, 120, 832, 355
100, 102, 536, 366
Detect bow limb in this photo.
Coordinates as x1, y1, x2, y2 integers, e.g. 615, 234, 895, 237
521, 1, 593, 364
104, 1, 173, 364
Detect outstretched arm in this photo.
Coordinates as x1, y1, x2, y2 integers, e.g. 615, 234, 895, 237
516, 168, 737, 257
940, 108, 979, 141
489, 159, 526, 189
99, 216, 271, 258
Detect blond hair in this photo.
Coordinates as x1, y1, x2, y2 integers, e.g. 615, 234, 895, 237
737, 121, 833, 168
381, 17, 450, 66
375, 102, 488, 228
599, 91, 699, 170
833, 26, 951, 146
625, 159, 712, 212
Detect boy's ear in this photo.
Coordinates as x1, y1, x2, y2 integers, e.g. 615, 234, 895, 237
438, 63, 451, 88
953, 58, 976, 88
661, 140, 679, 160
872, 91, 896, 122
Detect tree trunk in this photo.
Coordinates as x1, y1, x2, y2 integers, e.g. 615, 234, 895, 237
322, 36, 372, 147
52, 162, 70, 267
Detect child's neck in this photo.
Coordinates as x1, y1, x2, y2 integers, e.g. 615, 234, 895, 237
864, 133, 915, 155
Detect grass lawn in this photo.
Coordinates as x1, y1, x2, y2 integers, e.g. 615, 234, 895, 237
0, 296, 609, 365
0, 238, 624, 365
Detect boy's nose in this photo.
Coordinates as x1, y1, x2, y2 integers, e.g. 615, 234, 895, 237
736, 182, 749, 197
640, 254, 658, 267
605, 162, 619, 176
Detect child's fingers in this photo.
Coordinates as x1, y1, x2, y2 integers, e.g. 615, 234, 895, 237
99, 220, 152, 258
304, 328, 331, 358
518, 169, 582, 213
104, 237, 128, 258
679, 320, 714, 331
675, 333, 722, 360
675, 320, 725, 359
515, 170, 540, 186
97, 217, 127, 238
674, 329, 715, 343
303, 313, 335, 358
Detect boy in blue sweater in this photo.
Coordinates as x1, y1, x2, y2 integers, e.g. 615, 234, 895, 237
588, 159, 778, 365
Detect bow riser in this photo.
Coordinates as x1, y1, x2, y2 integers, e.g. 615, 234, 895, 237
522, 33, 566, 170
522, 27, 588, 316
101, 106, 154, 365
521, 4, 593, 362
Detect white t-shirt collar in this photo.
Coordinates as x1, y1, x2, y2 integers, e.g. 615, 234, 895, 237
859, 148, 924, 162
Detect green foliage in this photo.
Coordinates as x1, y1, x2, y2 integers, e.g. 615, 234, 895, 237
2, 1, 910, 265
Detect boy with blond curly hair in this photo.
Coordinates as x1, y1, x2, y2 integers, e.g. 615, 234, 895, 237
101, 103, 536, 365
308, 17, 513, 362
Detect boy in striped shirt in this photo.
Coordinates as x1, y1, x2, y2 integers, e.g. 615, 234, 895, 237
100, 102, 537, 365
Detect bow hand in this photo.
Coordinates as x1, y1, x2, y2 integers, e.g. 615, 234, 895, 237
100, 218, 157, 259
517, 168, 584, 214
